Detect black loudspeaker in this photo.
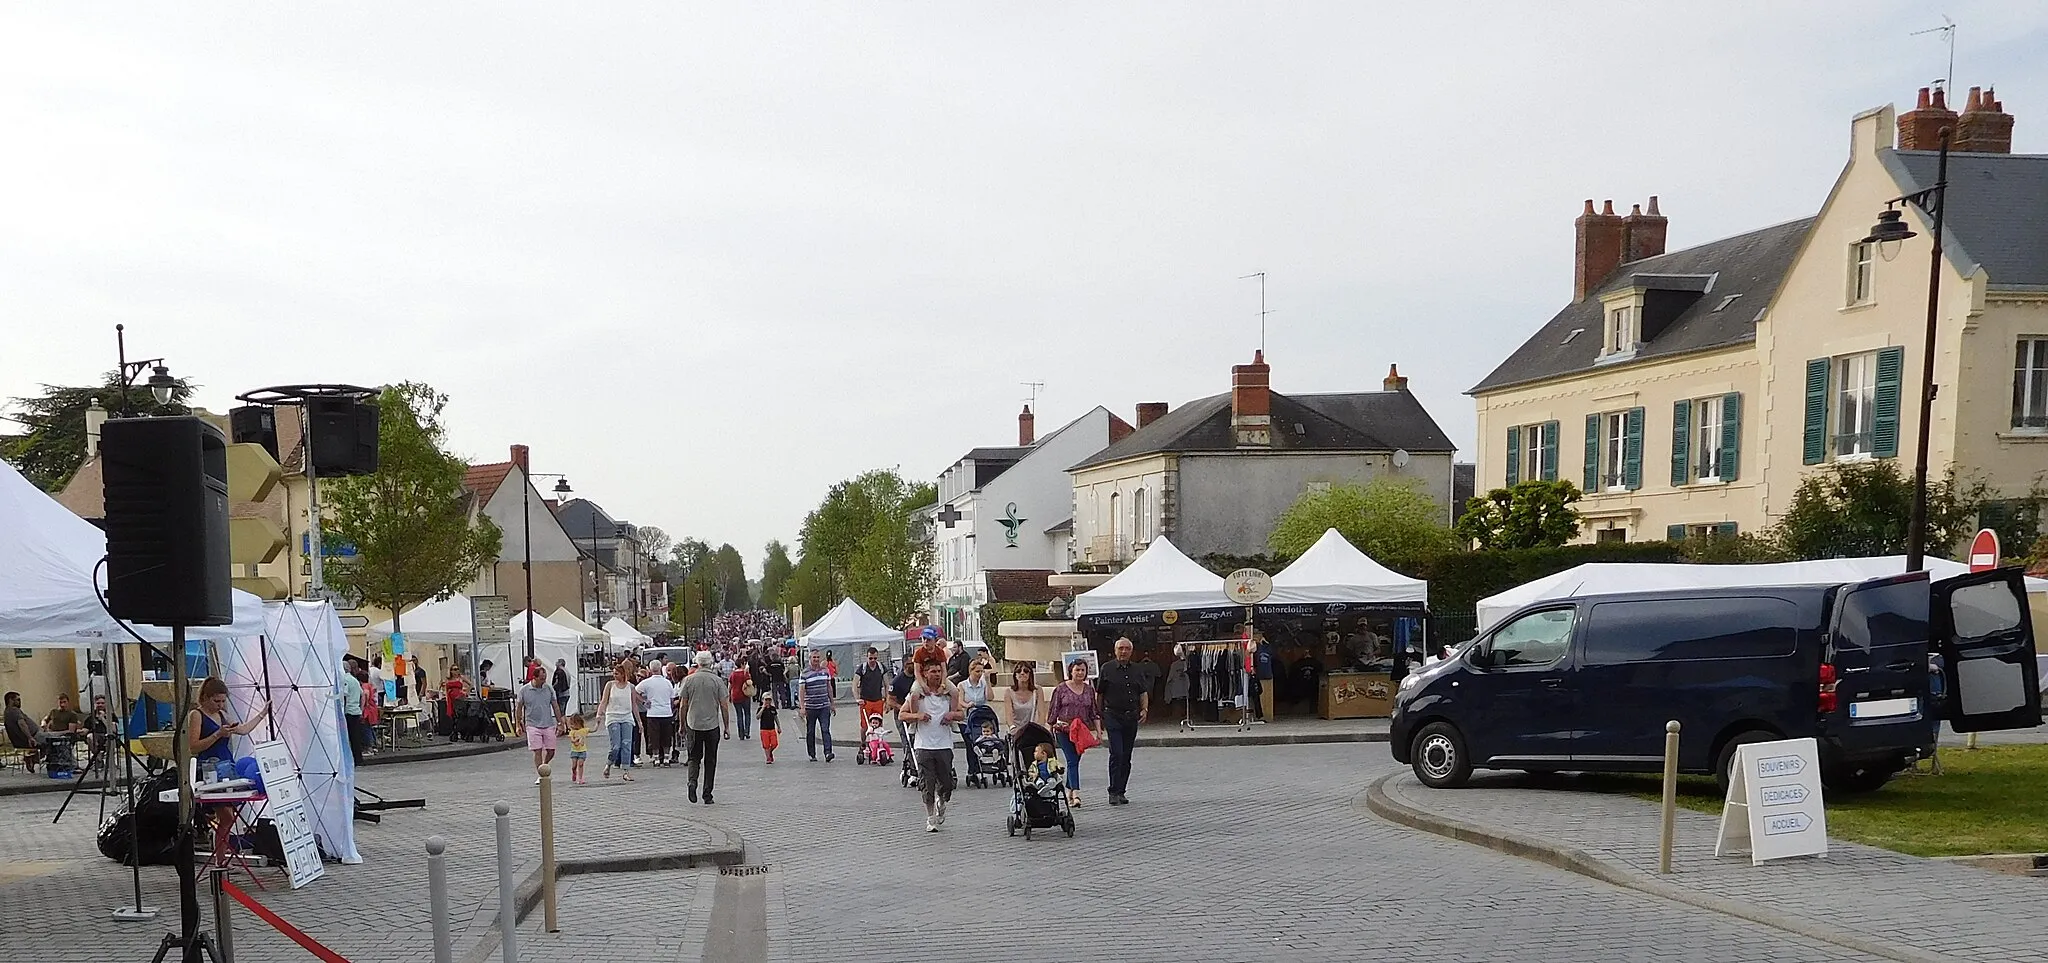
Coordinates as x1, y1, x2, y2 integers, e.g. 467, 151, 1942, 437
305, 397, 380, 477
228, 405, 279, 461
101, 417, 234, 627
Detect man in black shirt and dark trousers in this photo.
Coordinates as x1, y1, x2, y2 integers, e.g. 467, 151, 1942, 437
1095, 636, 1149, 805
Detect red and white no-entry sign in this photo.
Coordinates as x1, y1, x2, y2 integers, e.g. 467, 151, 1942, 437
1968, 528, 2002, 572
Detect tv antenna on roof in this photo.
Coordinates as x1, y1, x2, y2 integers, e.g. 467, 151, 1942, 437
1910, 16, 1956, 96
1022, 381, 1044, 411
1239, 272, 1274, 353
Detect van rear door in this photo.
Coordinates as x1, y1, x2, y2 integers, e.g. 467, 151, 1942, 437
1824, 574, 1933, 755
1931, 569, 2042, 733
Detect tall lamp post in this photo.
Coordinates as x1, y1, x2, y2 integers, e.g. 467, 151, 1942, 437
522, 471, 573, 661
112, 324, 180, 416
1862, 125, 1951, 572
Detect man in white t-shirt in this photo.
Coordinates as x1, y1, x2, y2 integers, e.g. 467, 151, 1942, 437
897, 654, 963, 832
636, 667, 679, 768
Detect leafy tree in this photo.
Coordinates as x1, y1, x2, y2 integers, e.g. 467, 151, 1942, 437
2, 374, 196, 491
1769, 462, 1986, 560
713, 543, 751, 611
324, 383, 503, 632
1674, 530, 1791, 564
796, 468, 936, 625
759, 540, 794, 611
780, 554, 835, 628
1453, 479, 1584, 550
1267, 479, 1459, 572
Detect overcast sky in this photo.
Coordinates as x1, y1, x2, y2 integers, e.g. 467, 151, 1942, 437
4, 3, 2044, 575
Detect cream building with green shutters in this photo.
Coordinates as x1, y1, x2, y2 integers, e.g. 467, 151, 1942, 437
1472, 87, 2047, 547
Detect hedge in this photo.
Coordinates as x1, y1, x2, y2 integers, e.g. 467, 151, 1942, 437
1202, 542, 1685, 620
978, 602, 1048, 661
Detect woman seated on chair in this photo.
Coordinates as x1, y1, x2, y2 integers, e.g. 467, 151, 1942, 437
188, 678, 270, 780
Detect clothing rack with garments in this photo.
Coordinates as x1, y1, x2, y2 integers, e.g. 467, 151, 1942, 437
1174, 642, 1255, 732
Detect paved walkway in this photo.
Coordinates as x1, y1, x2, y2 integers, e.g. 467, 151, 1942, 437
1370, 769, 2048, 963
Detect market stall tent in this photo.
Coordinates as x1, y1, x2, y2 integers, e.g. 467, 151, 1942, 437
602, 616, 651, 649
1070, 536, 1229, 619
0, 457, 266, 646
800, 597, 905, 665
1476, 557, 2048, 632
474, 612, 583, 712
1266, 528, 1427, 606
545, 607, 608, 646
364, 594, 478, 646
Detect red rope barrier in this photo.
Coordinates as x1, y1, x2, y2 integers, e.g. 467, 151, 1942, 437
221, 878, 352, 963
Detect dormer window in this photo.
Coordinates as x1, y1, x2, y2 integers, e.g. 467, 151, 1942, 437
1596, 289, 1642, 362
1607, 305, 1635, 353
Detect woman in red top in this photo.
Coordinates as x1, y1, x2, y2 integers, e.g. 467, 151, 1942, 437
727, 663, 753, 740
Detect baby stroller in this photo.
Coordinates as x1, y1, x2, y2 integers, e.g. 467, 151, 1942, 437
899, 725, 920, 789
1005, 722, 1074, 840
962, 705, 1009, 789
856, 714, 895, 766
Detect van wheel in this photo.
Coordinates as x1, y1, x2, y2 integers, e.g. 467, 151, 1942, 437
1823, 767, 1894, 794
1715, 730, 1776, 798
1412, 722, 1471, 789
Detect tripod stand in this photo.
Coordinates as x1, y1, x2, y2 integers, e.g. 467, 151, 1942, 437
51, 731, 117, 825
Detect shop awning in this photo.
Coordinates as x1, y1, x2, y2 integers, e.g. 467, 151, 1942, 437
1071, 536, 1231, 623
1266, 528, 1427, 606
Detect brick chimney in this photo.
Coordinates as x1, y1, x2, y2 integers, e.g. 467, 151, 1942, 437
510, 444, 530, 473
1954, 86, 2015, 154
1135, 402, 1168, 429
1621, 196, 1668, 264
1382, 365, 1409, 392
1231, 350, 1272, 447
1574, 199, 1627, 302
1898, 86, 1958, 151
1018, 405, 1035, 446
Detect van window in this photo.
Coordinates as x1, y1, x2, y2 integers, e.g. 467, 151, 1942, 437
1834, 579, 1929, 650
1479, 608, 1575, 667
1582, 598, 1799, 665
1948, 580, 2023, 639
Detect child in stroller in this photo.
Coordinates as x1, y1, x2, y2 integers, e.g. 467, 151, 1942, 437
857, 713, 894, 766
1006, 722, 1074, 839
962, 704, 1009, 789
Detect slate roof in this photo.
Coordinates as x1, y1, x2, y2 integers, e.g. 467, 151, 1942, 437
1888, 149, 2048, 289
1469, 217, 1815, 393
1070, 387, 1455, 471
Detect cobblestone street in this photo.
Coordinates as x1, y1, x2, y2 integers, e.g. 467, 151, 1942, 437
0, 736, 1911, 962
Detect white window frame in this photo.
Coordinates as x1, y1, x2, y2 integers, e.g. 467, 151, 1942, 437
2015, 337, 2048, 430
1692, 396, 1724, 483
1518, 424, 1545, 481
1847, 241, 1875, 305
1833, 352, 1878, 459
1606, 305, 1636, 355
1602, 411, 1628, 491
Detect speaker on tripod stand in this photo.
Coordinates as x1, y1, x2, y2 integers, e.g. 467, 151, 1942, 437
100, 415, 234, 962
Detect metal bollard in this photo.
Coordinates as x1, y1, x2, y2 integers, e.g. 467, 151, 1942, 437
495, 802, 519, 963
538, 764, 558, 933
427, 835, 452, 963
1658, 720, 1681, 875
209, 866, 235, 963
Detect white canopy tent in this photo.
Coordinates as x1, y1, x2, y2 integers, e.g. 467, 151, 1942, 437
475, 611, 583, 713
800, 597, 905, 666
603, 617, 651, 649
1071, 536, 1230, 619
364, 593, 478, 646
1476, 557, 2048, 631
1267, 528, 1428, 606
545, 607, 608, 646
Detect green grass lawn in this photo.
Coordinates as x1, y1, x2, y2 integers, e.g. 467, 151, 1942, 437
1572, 744, 2048, 858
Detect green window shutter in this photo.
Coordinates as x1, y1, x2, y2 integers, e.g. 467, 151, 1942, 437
1505, 426, 1522, 486
1666, 524, 1688, 542
1540, 421, 1560, 481
1873, 345, 1905, 458
1670, 400, 1691, 487
1715, 521, 1739, 537
1583, 414, 1601, 491
1622, 407, 1645, 490
1802, 358, 1830, 465
1720, 392, 1742, 482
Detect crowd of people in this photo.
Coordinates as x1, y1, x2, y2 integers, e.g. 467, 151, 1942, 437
505, 628, 1155, 834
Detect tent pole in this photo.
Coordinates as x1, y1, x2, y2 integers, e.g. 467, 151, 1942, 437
109, 640, 156, 920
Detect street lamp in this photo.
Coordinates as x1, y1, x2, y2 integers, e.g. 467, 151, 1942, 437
522, 471, 573, 661
112, 325, 177, 417
1860, 125, 1949, 572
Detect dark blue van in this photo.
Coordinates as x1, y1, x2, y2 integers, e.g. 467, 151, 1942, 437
1390, 569, 2040, 792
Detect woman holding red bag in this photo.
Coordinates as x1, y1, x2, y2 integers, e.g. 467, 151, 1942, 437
1048, 659, 1103, 807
